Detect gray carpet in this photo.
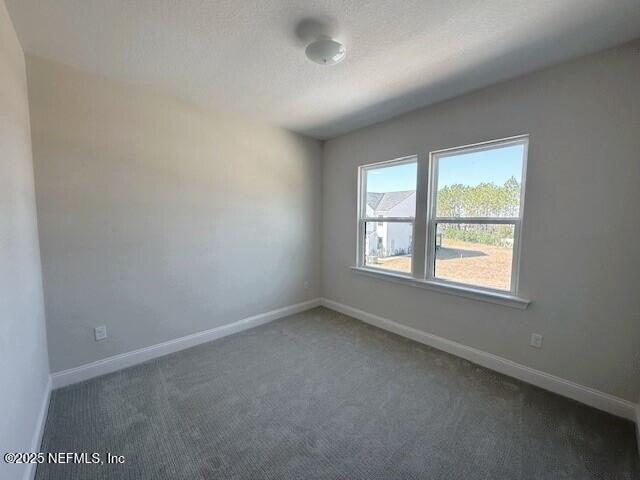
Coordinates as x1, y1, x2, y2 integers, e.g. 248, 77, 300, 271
37, 307, 638, 479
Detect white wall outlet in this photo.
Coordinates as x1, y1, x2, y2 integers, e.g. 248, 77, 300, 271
94, 325, 107, 341
530, 333, 543, 349
304, 280, 309, 290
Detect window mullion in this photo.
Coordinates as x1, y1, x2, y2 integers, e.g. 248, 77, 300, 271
412, 154, 429, 279
433, 217, 519, 224
360, 217, 415, 222
425, 154, 438, 281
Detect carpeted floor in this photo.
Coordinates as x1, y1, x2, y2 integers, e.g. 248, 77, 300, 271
37, 307, 638, 479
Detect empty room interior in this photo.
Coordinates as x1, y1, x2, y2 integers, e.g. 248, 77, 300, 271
2, 1, 640, 479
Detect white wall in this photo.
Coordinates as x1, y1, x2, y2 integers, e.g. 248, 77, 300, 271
0, 1, 50, 478
322, 40, 640, 402
385, 194, 416, 255
26, 56, 323, 373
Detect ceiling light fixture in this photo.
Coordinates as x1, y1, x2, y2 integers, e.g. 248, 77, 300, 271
305, 36, 346, 66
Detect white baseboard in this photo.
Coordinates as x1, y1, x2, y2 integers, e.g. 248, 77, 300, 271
51, 298, 321, 389
320, 298, 637, 421
25, 376, 52, 480
636, 403, 640, 455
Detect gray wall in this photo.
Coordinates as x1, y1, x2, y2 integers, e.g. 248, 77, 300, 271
322, 40, 640, 402
26, 56, 323, 373
0, 1, 50, 479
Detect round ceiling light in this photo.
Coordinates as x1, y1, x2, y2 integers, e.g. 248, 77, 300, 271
305, 36, 346, 65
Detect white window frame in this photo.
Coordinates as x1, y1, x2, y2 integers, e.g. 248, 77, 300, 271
356, 155, 418, 277
355, 135, 529, 306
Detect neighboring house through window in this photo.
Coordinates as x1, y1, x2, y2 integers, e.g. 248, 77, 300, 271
359, 158, 417, 274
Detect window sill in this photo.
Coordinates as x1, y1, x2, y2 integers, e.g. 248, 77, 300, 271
350, 266, 530, 310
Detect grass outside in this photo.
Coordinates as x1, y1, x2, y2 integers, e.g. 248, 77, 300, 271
374, 238, 513, 291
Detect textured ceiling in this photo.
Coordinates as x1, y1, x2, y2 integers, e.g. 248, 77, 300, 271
6, 0, 640, 139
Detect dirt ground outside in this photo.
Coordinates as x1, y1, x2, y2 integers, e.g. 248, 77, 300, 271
373, 239, 513, 291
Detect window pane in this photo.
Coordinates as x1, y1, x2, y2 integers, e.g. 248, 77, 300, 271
365, 161, 417, 218
435, 143, 524, 218
364, 221, 413, 274
434, 223, 515, 291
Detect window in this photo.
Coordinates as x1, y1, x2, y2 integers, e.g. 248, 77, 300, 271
357, 136, 528, 298
358, 157, 417, 275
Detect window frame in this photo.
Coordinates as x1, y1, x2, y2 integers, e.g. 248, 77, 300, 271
356, 135, 529, 300
426, 136, 528, 295
356, 155, 418, 277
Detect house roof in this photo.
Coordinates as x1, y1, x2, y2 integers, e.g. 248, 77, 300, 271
366, 192, 384, 211
367, 190, 414, 212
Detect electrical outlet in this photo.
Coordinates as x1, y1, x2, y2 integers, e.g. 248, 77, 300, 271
530, 333, 543, 349
304, 281, 309, 290
94, 325, 107, 341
